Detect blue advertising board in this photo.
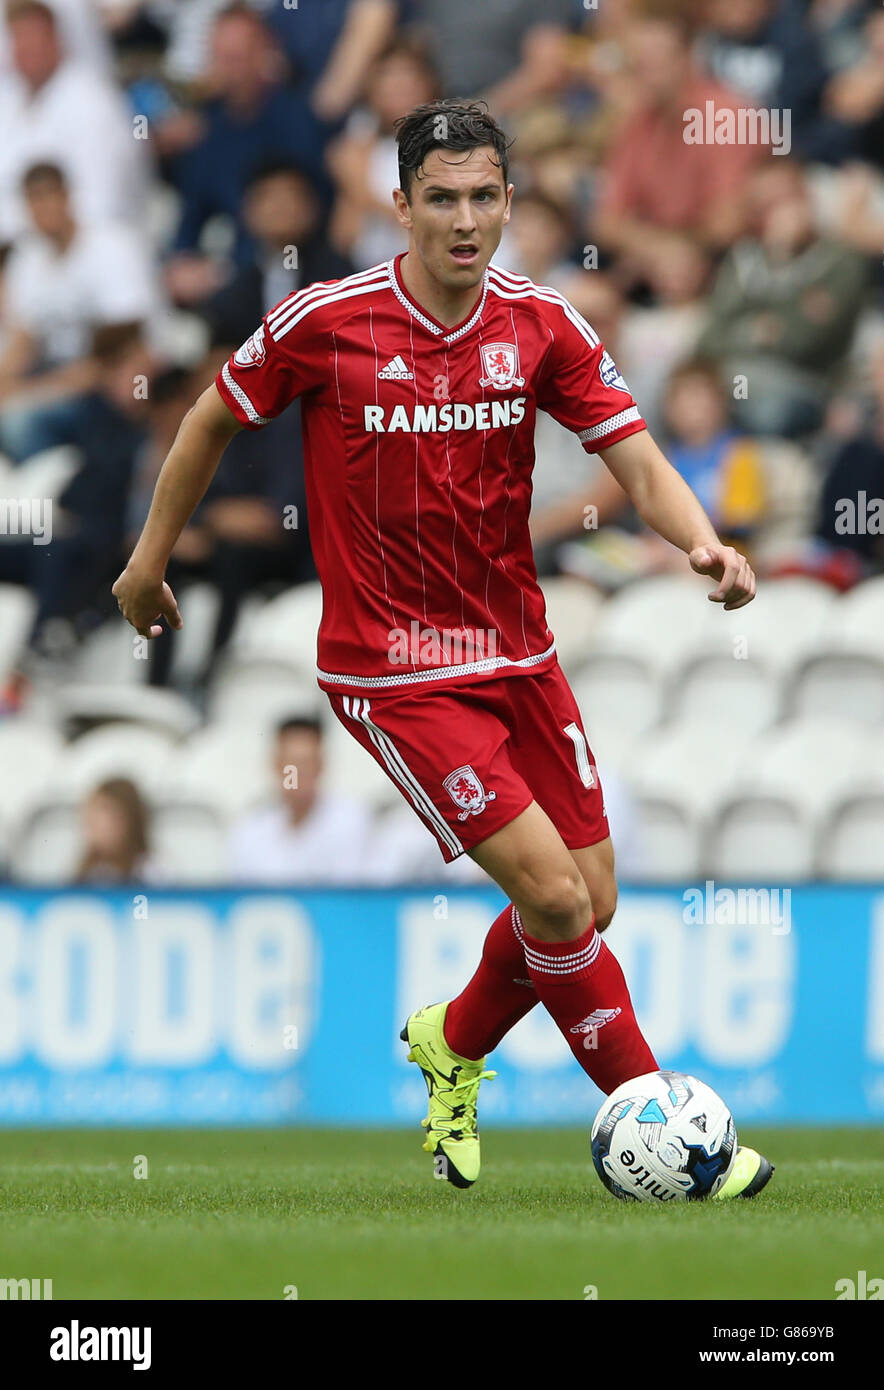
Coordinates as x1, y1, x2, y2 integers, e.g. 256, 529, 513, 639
0, 885, 881, 1124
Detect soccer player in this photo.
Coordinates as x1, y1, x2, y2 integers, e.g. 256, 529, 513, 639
114, 101, 772, 1200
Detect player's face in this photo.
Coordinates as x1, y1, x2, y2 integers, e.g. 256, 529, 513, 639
395, 146, 512, 292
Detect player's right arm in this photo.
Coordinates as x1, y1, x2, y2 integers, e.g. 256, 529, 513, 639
113, 384, 242, 638
114, 283, 332, 638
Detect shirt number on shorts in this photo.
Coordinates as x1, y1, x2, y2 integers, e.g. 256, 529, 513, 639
563, 722, 595, 789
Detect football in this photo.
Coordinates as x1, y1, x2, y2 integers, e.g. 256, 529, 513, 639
591, 1070, 737, 1202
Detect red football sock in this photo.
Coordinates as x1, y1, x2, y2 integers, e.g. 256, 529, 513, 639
443, 905, 538, 1060
516, 910, 658, 1094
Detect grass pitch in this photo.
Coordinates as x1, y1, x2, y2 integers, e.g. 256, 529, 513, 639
0, 1127, 880, 1300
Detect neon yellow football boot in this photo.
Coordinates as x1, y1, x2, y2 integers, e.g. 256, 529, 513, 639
713, 1145, 775, 1200
400, 1001, 496, 1189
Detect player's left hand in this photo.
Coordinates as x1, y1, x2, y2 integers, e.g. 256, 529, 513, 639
689, 544, 756, 611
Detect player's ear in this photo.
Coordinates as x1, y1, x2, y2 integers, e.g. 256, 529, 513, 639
392, 187, 413, 230
502, 184, 514, 225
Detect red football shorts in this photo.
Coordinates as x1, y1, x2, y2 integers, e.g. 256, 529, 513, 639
326, 660, 609, 863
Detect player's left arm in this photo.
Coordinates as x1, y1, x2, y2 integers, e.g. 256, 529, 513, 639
600, 428, 756, 611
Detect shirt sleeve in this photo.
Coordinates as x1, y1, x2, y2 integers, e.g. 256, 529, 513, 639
215, 288, 329, 430
535, 297, 647, 452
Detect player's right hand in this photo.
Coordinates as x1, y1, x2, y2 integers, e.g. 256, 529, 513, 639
112, 568, 182, 640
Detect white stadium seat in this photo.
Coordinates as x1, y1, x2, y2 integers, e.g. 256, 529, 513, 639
622, 719, 756, 821
163, 723, 273, 816
0, 584, 36, 682
570, 654, 663, 743
207, 658, 320, 728
821, 794, 884, 880
0, 720, 66, 841
588, 575, 708, 675
670, 653, 782, 735
690, 576, 836, 672
789, 653, 884, 724
733, 716, 869, 816
11, 803, 80, 883
826, 575, 884, 660
538, 575, 604, 676
56, 724, 177, 801
151, 803, 227, 882
706, 794, 816, 881
232, 582, 323, 674
631, 796, 703, 881
55, 684, 200, 739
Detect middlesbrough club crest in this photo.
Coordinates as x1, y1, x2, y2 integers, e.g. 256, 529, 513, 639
443, 765, 497, 821
479, 341, 525, 391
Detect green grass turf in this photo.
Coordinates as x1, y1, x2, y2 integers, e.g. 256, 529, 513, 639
0, 1127, 881, 1300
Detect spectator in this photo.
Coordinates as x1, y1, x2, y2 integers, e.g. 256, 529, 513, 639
74, 777, 161, 884
229, 716, 374, 883
501, 190, 578, 286
815, 343, 884, 574
0, 0, 148, 243
697, 0, 837, 161
0, 0, 113, 76
266, 0, 399, 126
661, 360, 767, 547
824, 9, 884, 172
0, 323, 155, 673
407, 0, 575, 113
695, 158, 869, 435
595, 12, 764, 279
202, 160, 354, 346
328, 39, 439, 269
0, 162, 160, 460
167, 3, 331, 302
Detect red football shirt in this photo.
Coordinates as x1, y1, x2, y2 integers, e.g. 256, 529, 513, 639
216, 254, 646, 695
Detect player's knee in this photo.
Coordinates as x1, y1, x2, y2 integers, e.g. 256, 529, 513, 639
592, 878, 618, 933
521, 866, 591, 940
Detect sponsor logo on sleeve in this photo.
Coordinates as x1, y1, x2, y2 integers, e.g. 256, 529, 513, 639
598, 349, 630, 393
233, 325, 266, 368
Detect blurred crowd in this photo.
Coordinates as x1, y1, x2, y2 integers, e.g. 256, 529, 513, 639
0, 0, 883, 882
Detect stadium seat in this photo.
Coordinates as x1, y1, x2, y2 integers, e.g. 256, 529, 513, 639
10, 802, 80, 883
789, 653, 884, 724
622, 719, 756, 822
631, 795, 703, 881
706, 794, 816, 881
570, 654, 663, 743
828, 575, 884, 659
0, 584, 36, 682
231, 582, 323, 674
820, 793, 884, 880
0, 720, 66, 843
322, 708, 409, 811
69, 618, 146, 686
587, 575, 707, 675
6, 446, 80, 502
734, 715, 869, 817
55, 684, 201, 739
151, 803, 227, 882
208, 658, 320, 727
163, 723, 273, 816
670, 652, 782, 735
538, 575, 604, 675
56, 724, 177, 801
688, 575, 836, 672
166, 582, 221, 687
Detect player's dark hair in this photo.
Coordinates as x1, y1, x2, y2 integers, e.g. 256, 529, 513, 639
277, 716, 323, 742
394, 100, 513, 201
7, 1, 56, 26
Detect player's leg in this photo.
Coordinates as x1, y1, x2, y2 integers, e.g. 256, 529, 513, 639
468, 802, 658, 1093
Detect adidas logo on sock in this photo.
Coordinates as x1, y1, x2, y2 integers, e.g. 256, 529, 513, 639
569, 1007, 622, 1034
378, 354, 414, 380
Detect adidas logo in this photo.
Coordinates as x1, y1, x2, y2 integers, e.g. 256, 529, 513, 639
378, 354, 414, 380
569, 1007, 622, 1035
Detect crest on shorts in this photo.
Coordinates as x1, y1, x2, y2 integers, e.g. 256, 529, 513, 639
443, 764, 497, 821
233, 325, 266, 368
479, 341, 525, 391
